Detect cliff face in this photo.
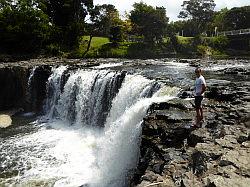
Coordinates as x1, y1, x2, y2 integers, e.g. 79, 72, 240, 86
0, 65, 51, 112
0, 66, 29, 110
133, 73, 250, 187
0, 58, 100, 113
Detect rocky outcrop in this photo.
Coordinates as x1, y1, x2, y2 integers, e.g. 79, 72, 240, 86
133, 84, 250, 187
0, 65, 51, 112
27, 65, 52, 112
0, 58, 101, 113
0, 66, 29, 110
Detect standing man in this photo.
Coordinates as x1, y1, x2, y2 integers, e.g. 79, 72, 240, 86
194, 67, 206, 127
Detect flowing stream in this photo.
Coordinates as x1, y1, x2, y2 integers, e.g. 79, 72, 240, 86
1, 59, 249, 187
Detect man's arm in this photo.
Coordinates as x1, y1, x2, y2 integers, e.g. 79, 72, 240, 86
201, 84, 206, 95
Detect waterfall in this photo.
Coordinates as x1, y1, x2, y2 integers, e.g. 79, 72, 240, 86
28, 66, 37, 89
44, 65, 68, 118
26, 66, 38, 109
45, 68, 125, 126
92, 76, 179, 187
35, 67, 180, 187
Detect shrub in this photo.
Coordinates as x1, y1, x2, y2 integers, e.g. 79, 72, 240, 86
212, 36, 229, 49
45, 44, 62, 56
197, 45, 212, 56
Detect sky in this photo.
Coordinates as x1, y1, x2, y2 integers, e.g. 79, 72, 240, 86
94, 0, 250, 21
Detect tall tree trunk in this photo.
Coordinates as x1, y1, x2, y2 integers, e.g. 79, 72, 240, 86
83, 35, 93, 57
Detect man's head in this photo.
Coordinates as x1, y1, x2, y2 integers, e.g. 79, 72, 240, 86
195, 67, 202, 77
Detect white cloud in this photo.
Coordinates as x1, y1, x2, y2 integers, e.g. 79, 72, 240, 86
94, 0, 250, 21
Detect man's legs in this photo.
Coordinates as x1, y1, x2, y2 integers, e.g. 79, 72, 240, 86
200, 107, 203, 121
195, 96, 203, 126
196, 107, 202, 124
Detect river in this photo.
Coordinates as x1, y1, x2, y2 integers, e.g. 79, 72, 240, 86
0, 58, 249, 187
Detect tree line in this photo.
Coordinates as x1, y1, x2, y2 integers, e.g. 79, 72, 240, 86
0, 0, 249, 55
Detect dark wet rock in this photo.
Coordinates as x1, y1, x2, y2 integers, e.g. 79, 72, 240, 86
0, 66, 29, 110
242, 96, 250, 102
149, 98, 193, 112
28, 65, 51, 112
179, 59, 189, 63
178, 91, 193, 99
223, 67, 250, 75
206, 86, 237, 102
134, 82, 250, 187
187, 128, 212, 147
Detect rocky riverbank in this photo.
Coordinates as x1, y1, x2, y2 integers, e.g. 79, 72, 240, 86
0, 58, 249, 186
133, 61, 250, 187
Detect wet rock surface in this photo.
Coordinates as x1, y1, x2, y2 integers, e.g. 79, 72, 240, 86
0, 58, 250, 186
133, 60, 250, 187
0, 58, 102, 112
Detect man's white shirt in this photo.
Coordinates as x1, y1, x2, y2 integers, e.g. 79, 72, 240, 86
195, 75, 206, 96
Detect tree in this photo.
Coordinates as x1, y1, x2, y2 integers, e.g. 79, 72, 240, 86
211, 8, 228, 31
0, 0, 51, 53
109, 25, 123, 44
129, 2, 169, 43
222, 6, 250, 30
89, 4, 121, 37
39, 0, 93, 48
82, 4, 122, 56
178, 0, 216, 34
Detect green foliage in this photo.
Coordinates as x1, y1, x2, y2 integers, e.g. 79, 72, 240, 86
0, 0, 52, 53
109, 26, 124, 44
89, 4, 121, 37
178, 0, 215, 34
40, 0, 93, 48
197, 45, 211, 56
97, 43, 128, 58
45, 43, 62, 56
0, 0, 94, 54
168, 19, 203, 37
210, 8, 228, 32
223, 6, 250, 30
78, 36, 110, 57
211, 36, 229, 49
130, 2, 169, 43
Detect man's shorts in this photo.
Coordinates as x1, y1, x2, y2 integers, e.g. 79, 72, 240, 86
195, 96, 203, 109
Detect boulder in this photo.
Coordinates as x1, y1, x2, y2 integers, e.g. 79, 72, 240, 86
0, 114, 12, 128
215, 135, 239, 149
219, 148, 250, 176
205, 173, 250, 187
188, 128, 212, 147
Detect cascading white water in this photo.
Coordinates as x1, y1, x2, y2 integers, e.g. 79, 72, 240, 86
92, 75, 179, 187
45, 65, 68, 118
26, 66, 38, 106
28, 66, 37, 89
43, 68, 179, 187
0, 66, 180, 187
49, 69, 125, 126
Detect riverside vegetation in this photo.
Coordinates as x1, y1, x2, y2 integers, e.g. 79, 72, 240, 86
0, 1, 249, 61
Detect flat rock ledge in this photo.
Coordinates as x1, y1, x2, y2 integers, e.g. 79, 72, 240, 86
132, 94, 250, 187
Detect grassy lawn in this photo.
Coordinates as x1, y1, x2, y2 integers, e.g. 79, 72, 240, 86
81, 36, 110, 48
78, 36, 110, 57
177, 36, 194, 45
